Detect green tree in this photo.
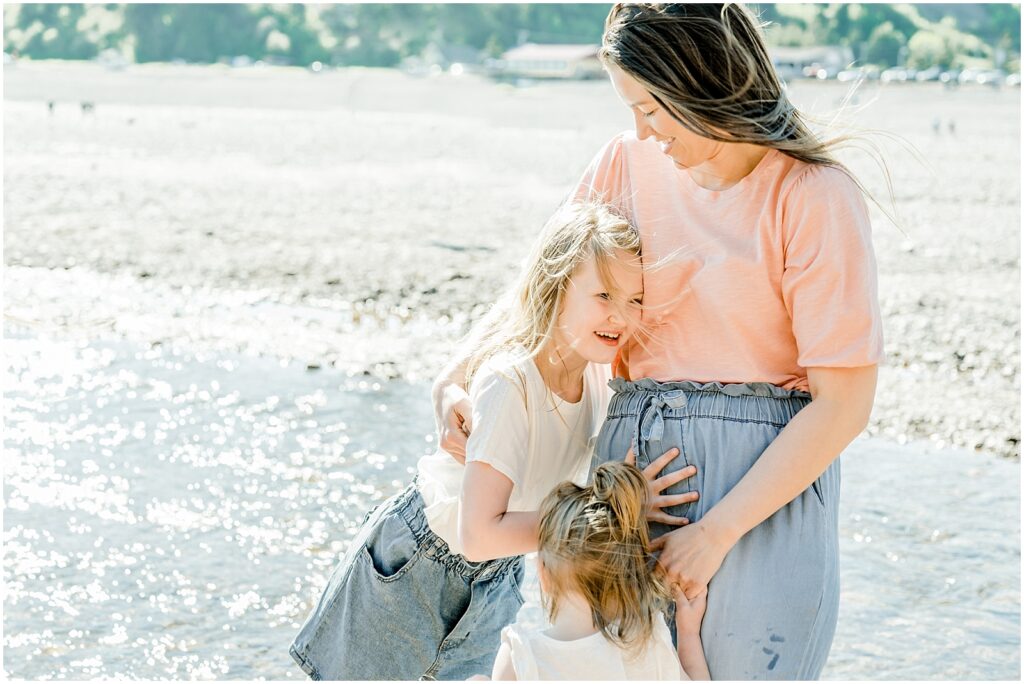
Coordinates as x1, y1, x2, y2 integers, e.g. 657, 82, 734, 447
907, 29, 953, 69
12, 4, 99, 59
124, 4, 262, 63
864, 22, 906, 67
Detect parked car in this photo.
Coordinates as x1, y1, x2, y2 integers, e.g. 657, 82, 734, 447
881, 67, 916, 83
837, 66, 880, 82
974, 69, 1005, 86
1006, 73, 1021, 87
915, 66, 942, 82
802, 64, 838, 80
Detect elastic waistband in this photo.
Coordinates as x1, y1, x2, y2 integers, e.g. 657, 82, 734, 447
393, 484, 522, 583
607, 378, 811, 426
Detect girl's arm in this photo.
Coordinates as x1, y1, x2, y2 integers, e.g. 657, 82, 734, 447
459, 447, 699, 563
458, 461, 539, 562
674, 589, 710, 680
651, 365, 878, 596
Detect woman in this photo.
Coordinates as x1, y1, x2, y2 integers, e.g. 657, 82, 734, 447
435, 4, 882, 679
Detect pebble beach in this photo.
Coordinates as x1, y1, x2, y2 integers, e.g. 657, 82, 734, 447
4, 59, 1019, 459
3, 60, 1020, 680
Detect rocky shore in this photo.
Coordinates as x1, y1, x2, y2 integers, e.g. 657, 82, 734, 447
4, 61, 1019, 458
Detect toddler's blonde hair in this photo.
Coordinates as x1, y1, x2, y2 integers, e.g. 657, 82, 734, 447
537, 461, 670, 653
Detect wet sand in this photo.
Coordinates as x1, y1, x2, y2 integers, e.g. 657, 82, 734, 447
4, 60, 1020, 458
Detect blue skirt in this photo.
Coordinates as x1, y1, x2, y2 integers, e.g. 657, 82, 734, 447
593, 378, 840, 680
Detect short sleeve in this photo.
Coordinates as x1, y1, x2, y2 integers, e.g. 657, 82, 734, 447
568, 132, 631, 211
780, 166, 885, 368
500, 624, 539, 680
464, 365, 529, 489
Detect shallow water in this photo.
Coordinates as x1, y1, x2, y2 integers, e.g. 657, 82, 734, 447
3, 325, 1019, 680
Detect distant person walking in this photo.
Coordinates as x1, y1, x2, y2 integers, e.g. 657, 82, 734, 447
435, 4, 883, 679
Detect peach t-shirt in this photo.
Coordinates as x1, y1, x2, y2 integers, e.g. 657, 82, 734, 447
574, 131, 884, 392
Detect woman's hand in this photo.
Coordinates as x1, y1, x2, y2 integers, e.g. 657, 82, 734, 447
434, 383, 473, 463
673, 583, 708, 637
625, 447, 698, 526
649, 520, 733, 599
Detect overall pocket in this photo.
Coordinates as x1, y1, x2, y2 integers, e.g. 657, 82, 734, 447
362, 511, 423, 582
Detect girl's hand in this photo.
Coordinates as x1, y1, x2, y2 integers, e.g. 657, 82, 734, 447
649, 520, 732, 599
435, 384, 473, 463
625, 447, 699, 526
673, 584, 708, 637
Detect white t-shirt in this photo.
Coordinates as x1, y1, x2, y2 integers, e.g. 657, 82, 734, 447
500, 615, 685, 680
416, 350, 612, 555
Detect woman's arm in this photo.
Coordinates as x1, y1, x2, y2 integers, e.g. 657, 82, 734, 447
458, 461, 539, 562
432, 356, 472, 463
651, 364, 878, 597
432, 296, 515, 462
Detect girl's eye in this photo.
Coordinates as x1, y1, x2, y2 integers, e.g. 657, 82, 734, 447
641, 109, 656, 118
597, 293, 611, 300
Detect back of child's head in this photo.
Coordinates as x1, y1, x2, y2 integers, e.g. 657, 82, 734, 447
537, 461, 669, 653
464, 201, 640, 388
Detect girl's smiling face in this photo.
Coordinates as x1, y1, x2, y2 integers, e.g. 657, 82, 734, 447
554, 249, 644, 365
606, 62, 722, 171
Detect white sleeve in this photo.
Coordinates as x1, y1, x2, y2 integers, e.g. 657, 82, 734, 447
464, 366, 529, 489
500, 624, 539, 681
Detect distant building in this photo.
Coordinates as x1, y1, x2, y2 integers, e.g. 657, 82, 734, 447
769, 45, 854, 79
489, 43, 603, 80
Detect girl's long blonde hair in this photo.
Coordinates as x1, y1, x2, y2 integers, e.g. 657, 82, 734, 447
537, 461, 669, 653
463, 202, 641, 390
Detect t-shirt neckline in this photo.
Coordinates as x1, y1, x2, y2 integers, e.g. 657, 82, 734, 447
527, 354, 589, 408
676, 147, 780, 202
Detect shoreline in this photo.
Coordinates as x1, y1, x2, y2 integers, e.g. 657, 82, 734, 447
4, 61, 1019, 459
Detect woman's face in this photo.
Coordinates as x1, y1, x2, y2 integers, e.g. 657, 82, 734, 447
606, 63, 721, 171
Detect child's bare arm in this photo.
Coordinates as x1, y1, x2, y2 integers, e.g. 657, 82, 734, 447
458, 462, 539, 562
675, 588, 711, 680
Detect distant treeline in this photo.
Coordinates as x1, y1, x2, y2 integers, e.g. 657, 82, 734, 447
3, 3, 1020, 71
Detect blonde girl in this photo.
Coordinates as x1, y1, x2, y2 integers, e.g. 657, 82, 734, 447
487, 461, 711, 681
289, 202, 694, 680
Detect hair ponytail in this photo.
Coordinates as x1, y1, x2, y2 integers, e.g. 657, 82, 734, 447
589, 461, 648, 545
537, 462, 670, 653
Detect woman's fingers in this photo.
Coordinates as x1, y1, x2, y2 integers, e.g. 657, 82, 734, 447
438, 389, 472, 463
624, 447, 636, 466
683, 584, 705, 601
440, 427, 468, 464
648, 511, 690, 526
